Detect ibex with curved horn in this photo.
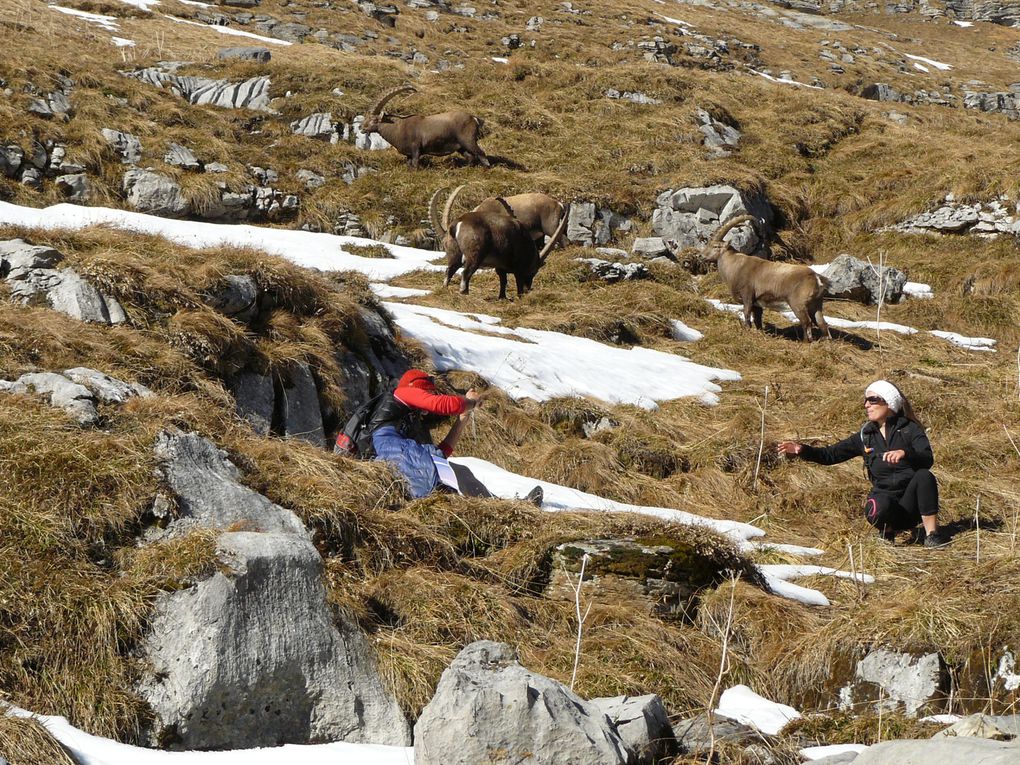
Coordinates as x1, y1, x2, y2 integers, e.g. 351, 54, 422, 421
473, 192, 569, 250
361, 86, 490, 169
430, 186, 567, 299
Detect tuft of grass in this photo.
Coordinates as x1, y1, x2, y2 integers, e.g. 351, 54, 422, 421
0, 715, 76, 765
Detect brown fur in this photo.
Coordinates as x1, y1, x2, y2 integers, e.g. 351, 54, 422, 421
430, 187, 568, 298
362, 86, 489, 169
473, 193, 568, 249
703, 215, 831, 342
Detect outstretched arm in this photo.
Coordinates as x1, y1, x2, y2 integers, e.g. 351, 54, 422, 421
438, 389, 481, 456
777, 433, 864, 465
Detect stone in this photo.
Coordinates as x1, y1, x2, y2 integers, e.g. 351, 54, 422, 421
138, 531, 412, 749
631, 237, 669, 258
695, 108, 741, 157
933, 714, 1017, 740
164, 143, 201, 170
125, 68, 273, 112
1, 372, 98, 426
852, 738, 1020, 765
122, 169, 189, 217
101, 128, 143, 164
0, 145, 23, 178
46, 270, 127, 324
205, 162, 229, 173
653, 185, 772, 254
28, 91, 73, 119
154, 430, 310, 537
347, 116, 393, 150
217, 46, 271, 62
673, 713, 761, 756
414, 641, 633, 765
297, 169, 326, 190
807, 754, 859, 765
19, 166, 42, 189
606, 89, 662, 105
578, 258, 649, 283
842, 650, 942, 717
0, 239, 61, 274
822, 254, 907, 305
229, 372, 274, 435
963, 91, 1020, 120
526, 14, 544, 29
291, 112, 336, 139
590, 694, 677, 763
566, 203, 630, 247
280, 362, 325, 447
205, 274, 259, 321
55, 173, 90, 202
63, 367, 151, 403
861, 83, 902, 102
596, 247, 629, 260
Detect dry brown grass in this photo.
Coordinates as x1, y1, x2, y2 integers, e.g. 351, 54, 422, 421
0, 715, 76, 765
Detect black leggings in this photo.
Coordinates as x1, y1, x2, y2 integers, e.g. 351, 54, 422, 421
864, 469, 939, 532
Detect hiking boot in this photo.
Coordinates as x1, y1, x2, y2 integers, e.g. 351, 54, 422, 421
923, 529, 950, 548
523, 485, 544, 507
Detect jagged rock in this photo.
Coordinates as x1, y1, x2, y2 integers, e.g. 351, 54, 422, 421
101, 129, 143, 164
164, 143, 201, 170
217, 46, 271, 62
0, 239, 61, 273
255, 20, 313, 42
55, 173, 90, 203
578, 258, 649, 283
205, 162, 229, 173
125, 68, 273, 112
861, 83, 903, 102
695, 108, 741, 157
63, 367, 151, 403
358, 0, 399, 24
414, 641, 633, 765
673, 713, 760, 756
652, 185, 772, 254
357, 306, 412, 378
631, 237, 669, 258
852, 738, 1020, 765
0, 145, 24, 178
943, 0, 1020, 25
138, 531, 412, 749
205, 274, 259, 321
839, 649, 942, 717
222, 0, 259, 7
934, 714, 1018, 740
19, 166, 43, 189
27, 91, 73, 119
822, 254, 907, 305
526, 14, 544, 29
291, 112, 336, 139
885, 199, 1018, 238
297, 169, 326, 190
122, 169, 189, 217
154, 430, 310, 537
346, 116, 393, 150
964, 91, 1020, 120
229, 372, 274, 435
280, 362, 325, 447
606, 88, 662, 105
0, 372, 98, 426
590, 695, 677, 763
566, 202, 632, 246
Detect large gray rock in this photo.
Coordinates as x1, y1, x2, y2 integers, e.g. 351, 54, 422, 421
63, 367, 151, 403
217, 46, 271, 62
886, 198, 1018, 238
291, 112, 336, 139
652, 185, 772, 254
55, 173, 90, 203
229, 371, 275, 435
934, 713, 1018, 740
841, 650, 942, 717
280, 363, 325, 447
0, 239, 61, 273
414, 641, 634, 765
138, 531, 411, 749
164, 143, 202, 171
154, 430, 310, 538
205, 274, 259, 321
45, 270, 127, 324
123, 169, 189, 217
566, 202, 632, 247
963, 91, 1020, 120
0, 372, 98, 426
672, 713, 760, 756
0, 145, 23, 178
852, 738, 1020, 765
945, 0, 1020, 26
101, 128, 143, 164
591, 694, 676, 763
126, 68, 273, 112
822, 255, 907, 305
578, 258, 649, 283
695, 108, 741, 157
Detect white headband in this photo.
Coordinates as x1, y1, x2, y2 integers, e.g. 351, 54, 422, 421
865, 380, 903, 413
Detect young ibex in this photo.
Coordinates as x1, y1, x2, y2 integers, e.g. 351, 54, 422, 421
703, 215, 831, 342
361, 85, 490, 169
473, 193, 569, 250
430, 186, 567, 299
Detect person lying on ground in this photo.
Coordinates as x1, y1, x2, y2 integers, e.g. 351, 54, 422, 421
776, 379, 948, 548
367, 369, 543, 504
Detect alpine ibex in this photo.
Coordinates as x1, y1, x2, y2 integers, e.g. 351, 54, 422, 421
361, 85, 490, 169
703, 215, 831, 342
473, 193, 568, 250
430, 186, 567, 299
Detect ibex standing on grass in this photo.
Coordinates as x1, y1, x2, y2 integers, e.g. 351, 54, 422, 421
702, 215, 831, 342
430, 186, 568, 299
473, 193, 569, 250
361, 86, 490, 169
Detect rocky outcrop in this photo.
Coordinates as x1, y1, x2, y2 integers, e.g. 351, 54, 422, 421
566, 202, 632, 247
838, 649, 942, 717
943, 0, 1020, 25
122, 169, 189, 217
217, 46, 271, 62
101, 129, 143, 164
821, 255, 907, 305
138, 531, 411, 749
414, 641, 633, 765
124, 66, 273, 112
652, 185, 773, 254
0, 368, 150, 426
291, 112, 338, 140
228, 372, 275, 435
852, 737, 1020, 765
963, 90, 1020, 120
883, 196, 1019, 238
591, 694, 677, 762
672, 713, 761, 757
695, 108, 741, 157
164, 143, 202, 170
279, 362, 326, 447
578, 257, 650, 282
0, 238, 127, 324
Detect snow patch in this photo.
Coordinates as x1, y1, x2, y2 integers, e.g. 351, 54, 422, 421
116, 0, 159, 9
904, 53, 952, 70
384, 301, 741, 408
670, 319, 703, 342
996, 650, 1020, 691
716, 685, 801, 735
111, 36, 136, 46
929, 330, 996, 351
913, 62, 930, 73
902, 281, 934, 299
491, 57, 509, 64
49, 5, 120, 30
163, 14, 294, 45
801, 744, 868, 759
656, 13, 692, 26
952, 19, 974, 26
370, 283, 430, 299
749, 69, 823, 90
757, 564, 874, 607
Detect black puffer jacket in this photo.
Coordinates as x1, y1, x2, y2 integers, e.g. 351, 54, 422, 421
799, 414, 934, 495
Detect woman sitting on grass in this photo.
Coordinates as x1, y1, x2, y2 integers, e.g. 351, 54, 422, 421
777, 380, 948, 548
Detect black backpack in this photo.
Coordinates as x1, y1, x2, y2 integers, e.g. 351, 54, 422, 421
334, 391, 388, 458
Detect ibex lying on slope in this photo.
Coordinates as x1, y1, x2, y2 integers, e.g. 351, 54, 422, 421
361, 86, 490, 169
430, 186, 567, 299
702, 215, 831, 342
473, 193, 569, 250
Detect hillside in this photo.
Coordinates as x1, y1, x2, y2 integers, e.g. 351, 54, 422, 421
1, 0, 1019, 761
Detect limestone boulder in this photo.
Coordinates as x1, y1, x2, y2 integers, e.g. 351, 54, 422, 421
839, 649, 942, 717
0, 372, 98, 426
822, 254, 907, 305
123, 169, 189, 217
672, 713, 761, 756
138, 531, 412, 749
291, 112, 337, 140
591, 694, 676, 763
165, 143, 202, 171
125, 68, 274, 112
578, 258, 649, 283
280, 362, 325, 447
652, 185, 773, 254
851, 738, 1020, 765
44, 270, 128, 324
566, 202, 632, 247
101, 128, 143, 164
414, 641, 634, 765
695, 108, 741, 157
229, 371, 275, 435
217, 46, 271, 62
933, 713, 1018, 740
63, 367, 151, 403
55, 173, 90, 203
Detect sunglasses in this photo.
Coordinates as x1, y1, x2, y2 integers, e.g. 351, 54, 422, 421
863, 396, 886, 405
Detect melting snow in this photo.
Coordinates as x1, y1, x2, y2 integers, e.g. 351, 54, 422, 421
920, 713, 963, 724
656, 13, 692, 26
749, 69, 823, 90
715, 685, 802, 734
757, 564, 874, 607
49, 5, 120, 31
116, 0, 160, 9
952, 19, 974, 26
902, 281, 934, 299
670, 319, 704, 342
801, 744, 869, 759
0, 201, 441, 280
111, 37, 136, 46
370, 283, 430, 298
384, 301, 741, 407
491, 57, 509, 64
913, 62, 930, 73
929, 330, 996, 351
903, 53, 952, 70
163, 14, 294, 45
4, 705, 414, 765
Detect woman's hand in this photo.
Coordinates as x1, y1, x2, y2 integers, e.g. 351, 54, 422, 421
883, 449, 906, 463
460, 388, 481, 419
776, 441, 803, 456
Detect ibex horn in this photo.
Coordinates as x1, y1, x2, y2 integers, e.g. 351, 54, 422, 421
369, 85, 417, 118
442, 184, 467, 233
538, 203, 570, 263
429, 186, 450, 240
